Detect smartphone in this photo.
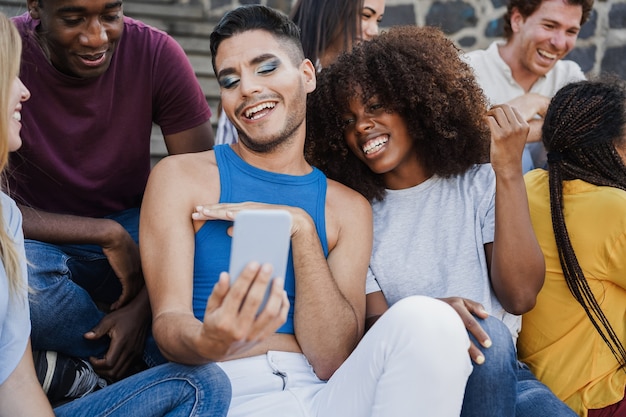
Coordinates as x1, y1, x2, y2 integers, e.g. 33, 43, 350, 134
228, 209, 292, 312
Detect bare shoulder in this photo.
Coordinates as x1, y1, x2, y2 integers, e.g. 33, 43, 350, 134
324, 178, 373, 249
151, 150, 217, 179
146, 150, 220, 203
325, 178, 371, 214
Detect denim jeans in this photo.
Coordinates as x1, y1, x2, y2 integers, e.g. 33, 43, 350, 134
27, 208, 165, 366
460, 316, 577, 417
54, 362, 232, 417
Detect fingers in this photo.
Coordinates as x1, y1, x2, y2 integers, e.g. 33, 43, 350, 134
89, 346, 133, 381
192, 202, 286, 222
219, 262, 272, 317
110, 288, 130, 311
248, 278, 289, 341
192, 205, 236, 221
441, 297, 492, 358
464, 313, 492, 350
205, 272, 231, 314
486, 104, 526, 130
83, 313, 145, 380
468, 341, 487, 365
202, 262, 288, 358
192, 202, 260, 221
236, 263, 274, 318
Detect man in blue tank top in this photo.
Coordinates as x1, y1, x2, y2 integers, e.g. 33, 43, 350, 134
140, 5, 474, 416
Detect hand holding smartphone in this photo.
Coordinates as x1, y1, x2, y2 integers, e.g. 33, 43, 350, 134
228, 209, 292, 312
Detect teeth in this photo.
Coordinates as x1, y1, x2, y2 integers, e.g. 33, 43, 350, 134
82, 52, 105, 61
245, 102, 275, 119
538, 49, 557, 60
12, 111, 21, 122
362, 136, 388, 154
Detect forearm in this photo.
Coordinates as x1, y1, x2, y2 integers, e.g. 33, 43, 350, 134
491, 173, 545, 314
292, 226, 361, 380
526, 119, 543, 143
121, 287, 151, 321
18, 204, 125, 245
0, 342, 55, 417
152, 312, 218, 365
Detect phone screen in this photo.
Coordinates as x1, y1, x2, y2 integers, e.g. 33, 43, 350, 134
228, 209, 292, 311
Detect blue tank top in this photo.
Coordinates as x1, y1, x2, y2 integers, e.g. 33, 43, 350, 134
193, 145, 329, 334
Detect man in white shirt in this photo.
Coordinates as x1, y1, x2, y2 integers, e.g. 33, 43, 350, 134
464, 0, 593, 172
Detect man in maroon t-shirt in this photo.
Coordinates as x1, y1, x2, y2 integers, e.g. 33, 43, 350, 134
10, 0, 214, 399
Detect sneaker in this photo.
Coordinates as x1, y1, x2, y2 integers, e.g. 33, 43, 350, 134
32, 350, 108, 406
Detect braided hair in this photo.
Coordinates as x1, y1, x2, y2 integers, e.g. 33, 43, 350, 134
543, 76, 626, 369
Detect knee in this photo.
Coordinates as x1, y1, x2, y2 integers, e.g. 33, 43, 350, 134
471, 316, 517, 373
383, 296, 470, 351
171, 363, 232, 397
25, 240, 69, 284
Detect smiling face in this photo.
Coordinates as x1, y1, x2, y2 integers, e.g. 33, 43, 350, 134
360, 0, 385, 41
8, 77, 30, 152
342, 94, 427, 188
215, 30, 316, 153
509, 0, 582, 81
28, 0, 124, 78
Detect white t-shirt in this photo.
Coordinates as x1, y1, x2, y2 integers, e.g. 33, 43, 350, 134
365, 164, 521, 340
0, 192, 29, 385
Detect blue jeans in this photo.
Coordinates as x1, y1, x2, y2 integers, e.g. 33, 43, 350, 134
461, 316, 577, 417
54, 362, 232, 417
27, 208, 165, 367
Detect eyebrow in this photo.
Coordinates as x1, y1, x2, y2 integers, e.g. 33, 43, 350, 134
363, 6, 381, 14
217, 53, 279, 79
57, 1, 122, 13
541, 17, 580, 30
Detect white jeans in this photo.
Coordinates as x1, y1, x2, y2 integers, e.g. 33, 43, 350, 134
218, 295, 472, 417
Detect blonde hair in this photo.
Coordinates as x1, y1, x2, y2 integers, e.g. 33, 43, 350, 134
0, 13, 25, 297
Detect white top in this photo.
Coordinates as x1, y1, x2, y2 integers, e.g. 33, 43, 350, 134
366, 164, 521, 341
0, 192, 29, 385
463, 41, 585, 170
215, 112, 238, 146
463, 41, 585, 106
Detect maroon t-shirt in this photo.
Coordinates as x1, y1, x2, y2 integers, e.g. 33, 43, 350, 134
9, 13, 211, 217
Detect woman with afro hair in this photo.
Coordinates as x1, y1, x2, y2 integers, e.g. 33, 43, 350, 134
306, 25, 576, 416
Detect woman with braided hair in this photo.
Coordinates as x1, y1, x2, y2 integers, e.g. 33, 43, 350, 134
518, 77, 626, 417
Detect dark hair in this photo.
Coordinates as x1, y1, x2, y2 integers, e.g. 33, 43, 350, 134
503, 0, 594, 40
305, 25, 490, 202
210, 5, 304, 73
289, 0, 361, 66
543, 76, 626, 369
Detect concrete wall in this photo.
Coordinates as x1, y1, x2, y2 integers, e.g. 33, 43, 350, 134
2, 0, 624, 160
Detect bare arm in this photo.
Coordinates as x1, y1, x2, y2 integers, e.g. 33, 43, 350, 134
485, 104, 545, 314
0, 341, 55, 417
505, 93, 550, 144
506, 93, 550, 122
163, 120, 214, 155
19, 205, 128, 245
291, 183, 372, 380
141, 155, 288, 365
365, 290, 388, 332
526, 119, 543, 143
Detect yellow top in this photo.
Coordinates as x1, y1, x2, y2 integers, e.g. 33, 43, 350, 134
519, 169, 626, 417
